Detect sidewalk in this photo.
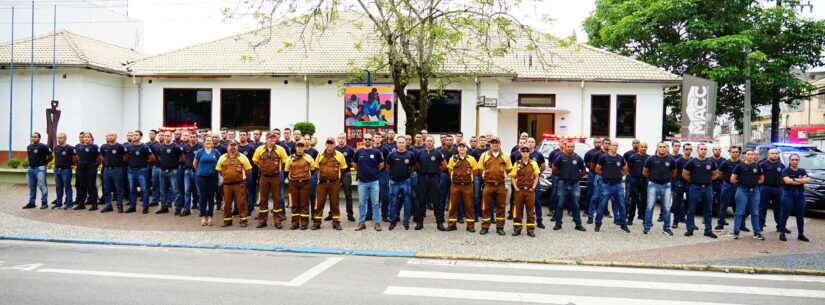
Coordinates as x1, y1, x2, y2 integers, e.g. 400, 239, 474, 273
2, 185, 822, 271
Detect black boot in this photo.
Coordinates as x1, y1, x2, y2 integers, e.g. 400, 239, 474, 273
155, 206, 169, 214
436, 223, 446, 231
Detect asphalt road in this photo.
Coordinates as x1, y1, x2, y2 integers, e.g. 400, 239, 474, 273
1, 240, 824, 305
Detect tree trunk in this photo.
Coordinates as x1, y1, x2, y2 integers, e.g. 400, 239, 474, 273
770, 99, 780, 142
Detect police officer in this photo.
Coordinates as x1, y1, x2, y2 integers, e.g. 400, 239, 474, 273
643, 142, 676, 236
53, 133, 75, 209
716, 146, 746, 232
333, 133, 357, 222
181, 132, 202, 216
312, 138, 347, 230
511, 146, 540, 237
23, 132, 51, 209
126, 130, 154, 214
446, 143, 478, 232
731, 150, 765, 240
584, 138, 605, 224
100, 132, 127, 213
252, 133, 289, 229
682, 144, 719, 238
387, 136, 416, 230
508, 138, 528, 220
438, 135, 457, 222
146, 129, 162, 207
478, 137, 513, 235
758, 149, 785, 233
216, 140, 253, 227
779, 154, 811, 242
595, 142, 629, 233
546, 142, 563, 222
626, 142, 649, 225
469, 136, 488, 222
285, 141, 315, 230
415, 136, 445, 231
74, 132, 100, 210
553, 141, 587, 231
710, 146, 727, 217
155, 131, 184, 215
671, 143, 692, 229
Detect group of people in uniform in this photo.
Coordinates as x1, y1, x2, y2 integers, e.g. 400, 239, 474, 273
21, 128, 810, 242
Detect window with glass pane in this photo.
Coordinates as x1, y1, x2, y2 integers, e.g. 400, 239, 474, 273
407, 90, 461, 133
590, 95, 610, 137
518, 94, 556, 107
221, 89, 271, 130
616, 95, 637, 138
163, 89, 212, 128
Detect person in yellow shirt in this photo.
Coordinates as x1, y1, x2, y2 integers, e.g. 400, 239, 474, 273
215, 140, 253, 227
312, 137, 348, 230
510, 146, 541, 237
476, 137, 513, 236
284, 141, 316, 230
446, 143, 479, 232
251, 133, 290, 229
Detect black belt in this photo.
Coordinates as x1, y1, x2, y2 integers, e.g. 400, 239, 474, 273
485, 181, 504, 186
262, 173, 278, 177
129, 167, 148, 170
104, 166, 123, 170
421, 173, 440, 176
291, 179, 309, 183
692, 183, 710, 187
319, 179, 339, 184
55, 166, 72, 170
223, 181, 244, 186
763, 184, 780, 187
738, 185, 758, 191
518, 186, 533, 190
161, 168, 177, 172
650, 180, 669, 185
453, 181, 472, 185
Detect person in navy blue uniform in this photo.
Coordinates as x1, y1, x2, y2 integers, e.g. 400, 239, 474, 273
22, 132, 52, 209
237, 131, 258, 217
758, 149, 785, 233
595, 141, 629, 233
74, 132, 100, 210
99, 132, 127, 213
354, 133, 385, 231
682, 144, 719, 238
626, 142, 649, 225
52, 133, 75, 209
386, 136, 417, 230
126, 130, 154, 214
671, 143, 692, 229
643, 142, 676, 236
332, 133, 356, 222
379, 133, 398, 222
508, 138, 528, 220
437, 135, 457, 223
181, 132, 203, 216
583, 138, 605, 224
415, 136, 446, 231
731, 150, 765, 240
469, 136, 488, 222
146, 129, 162, 207
155, 131, 184, 215
552, 141, 587, 231
710, 146, 727, 217
715, 147, 748, 232
210, 133, 227, 211
779, 154, 811, 242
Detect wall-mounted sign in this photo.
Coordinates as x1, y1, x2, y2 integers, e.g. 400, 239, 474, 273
680, 75, 718, 138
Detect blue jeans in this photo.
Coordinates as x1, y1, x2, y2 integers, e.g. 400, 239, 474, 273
760, 185, 783, 232
128, 168, 149, 209
626, 176, 647, 222
717, 181, 737, 227
176, 165, 185, 207
645, 182, 672, 231
358, 180, 381, 223
151, 166, 163, 203
548, 176, 559, 221
409, 172, 419, 220
534, 188, 544, 224
159, 168, 180, 208
734, 186, 761, 235
598, 182, 626, 226
472, 173, 482, 221
246, 168, 259, 215
779, 190, 805, 235
389, 179, 414, 225
671, 180, 688, 224
196, 174, 218, 217
102, 167, 126, 209
555, 179, 582, 226
712, 180, 723, 215
54, 168, 73, 206
688, 184, 714, 233
27, 166, 48, 205
586, 173, 602, 219
439, 172, 451, 215
182, 169, 199, 210
379, 171, 390, 218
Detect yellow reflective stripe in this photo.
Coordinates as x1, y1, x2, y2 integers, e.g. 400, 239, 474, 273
331, 216, 340, 219
273, 209, 283, 212
301, 214, 310, 218
514, 222, 523, 226
313, 216, 322, 220
240, 217, 248, 220
495, 217, 505, 220
448, 218, 457, 221
481, 218, 491, 221
223, 218, 232, 221
259, 209, 269, 213
465, 218, 475, 222
526, 223, 536, 226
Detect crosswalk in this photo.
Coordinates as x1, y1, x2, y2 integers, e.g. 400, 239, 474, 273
383, 259, 825, 305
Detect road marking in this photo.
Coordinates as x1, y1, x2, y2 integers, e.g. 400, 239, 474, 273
37, 257, 343, 287
384, 286, 746, 305
398, 270, 825, 299
1, 263, 43, 271
407, 259, 825, 283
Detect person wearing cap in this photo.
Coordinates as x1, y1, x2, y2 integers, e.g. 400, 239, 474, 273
285, 140, 316, 230
354, 133, 386, 231
252, 133, 289, 229
446, 142, 479, 232
511, 146, 540, 237
477, 137, 513, 235
215, 140, 253, 227
312, 138, 347, 230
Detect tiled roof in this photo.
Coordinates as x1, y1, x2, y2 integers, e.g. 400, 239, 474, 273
0, 30, 141, 74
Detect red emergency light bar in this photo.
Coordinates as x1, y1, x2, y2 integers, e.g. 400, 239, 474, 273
159, 123, 198, 132
542, 133, 587, 142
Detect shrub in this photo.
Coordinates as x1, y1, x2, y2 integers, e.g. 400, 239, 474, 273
20, 158, 29, 169
6, 158, 21, 169
293, 122, 316, 136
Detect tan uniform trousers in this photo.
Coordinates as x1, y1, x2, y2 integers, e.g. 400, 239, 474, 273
257, 175, 282, 225
482, 182, 507, 229
447, 183, 474, 228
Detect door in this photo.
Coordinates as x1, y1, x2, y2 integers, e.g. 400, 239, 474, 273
518, 113, 555, 139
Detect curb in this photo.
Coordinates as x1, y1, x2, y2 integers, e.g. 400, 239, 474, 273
2, 234, 823, 276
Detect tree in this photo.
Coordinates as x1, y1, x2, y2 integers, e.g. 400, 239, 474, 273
228, 0, 555, 135
584, 0, 825, 141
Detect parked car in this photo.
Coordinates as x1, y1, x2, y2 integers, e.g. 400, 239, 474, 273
747, 142, 822, 160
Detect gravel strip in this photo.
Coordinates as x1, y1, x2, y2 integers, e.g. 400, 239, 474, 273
688, 252, 825, 270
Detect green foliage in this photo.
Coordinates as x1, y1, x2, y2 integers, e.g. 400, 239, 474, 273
20, 158, 29, 169
5, 158, 22, 169
585, 0, 825, 139
293, 122, 316, 136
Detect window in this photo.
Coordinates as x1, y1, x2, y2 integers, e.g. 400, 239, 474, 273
590, 95, 610, 137
163, 89, 212, 128
220, 89, 271, 130
518, 94, 556, 107
616, 95, 636, 138
407, 89, 461, 133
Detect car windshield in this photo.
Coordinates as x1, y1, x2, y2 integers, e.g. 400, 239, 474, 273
538, 142, 557, 157
785, 152, 825, 170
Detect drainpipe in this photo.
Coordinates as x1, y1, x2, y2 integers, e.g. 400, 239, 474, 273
304, 74, 309, 122
475, 75, 480, 137
580, 80, 586, 138
134, 76, 143, 130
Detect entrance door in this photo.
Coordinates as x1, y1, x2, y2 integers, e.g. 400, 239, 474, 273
518, 113, 555, 139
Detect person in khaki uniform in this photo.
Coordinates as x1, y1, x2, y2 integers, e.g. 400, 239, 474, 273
477, 137, 513, 236
446, 143, 479, 232
285, 141, 316, 230
312, 138, 348, 230
510, 146, 541, 237
215, 141, 253, 227
252, 133, 289, 229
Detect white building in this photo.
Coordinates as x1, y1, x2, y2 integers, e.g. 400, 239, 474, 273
0, 14, 680, 162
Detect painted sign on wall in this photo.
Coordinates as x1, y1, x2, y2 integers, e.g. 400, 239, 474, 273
680, 75, 718, 139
